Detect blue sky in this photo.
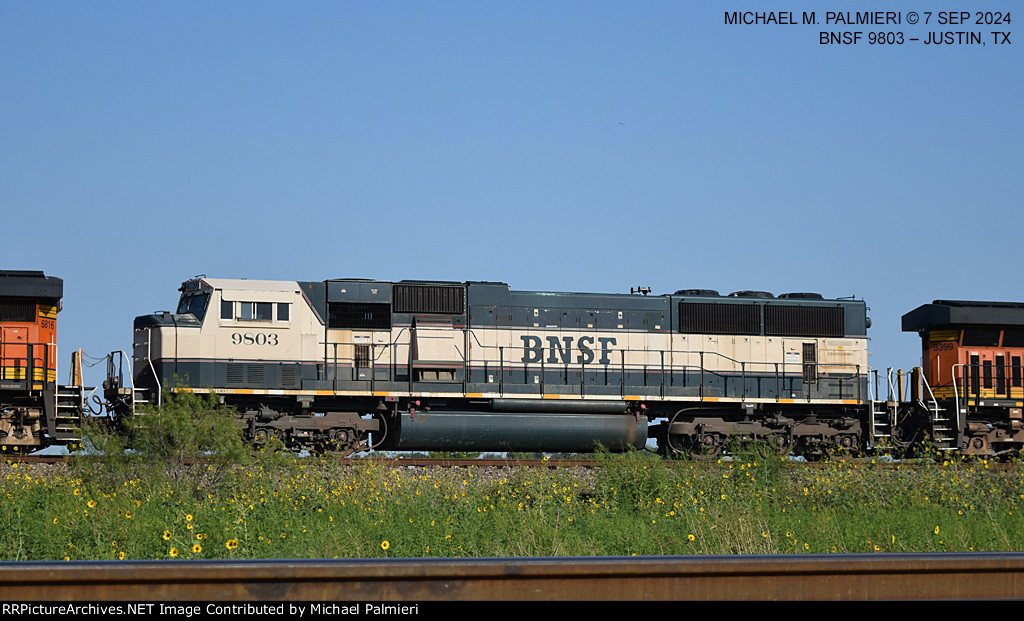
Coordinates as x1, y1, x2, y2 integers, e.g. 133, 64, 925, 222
2, 1, 1020, 390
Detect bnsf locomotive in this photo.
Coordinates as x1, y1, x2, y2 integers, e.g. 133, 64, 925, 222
900, 300, 1024, 455
109, 277, 872, 457
4, 272, 1024, 458
0, 271, 81, 451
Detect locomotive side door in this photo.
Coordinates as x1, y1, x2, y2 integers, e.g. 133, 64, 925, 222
0, 325, 28, 381
783, 339, 817, 399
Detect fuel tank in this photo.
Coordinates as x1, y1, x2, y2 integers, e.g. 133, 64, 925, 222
379, 410, 647, 452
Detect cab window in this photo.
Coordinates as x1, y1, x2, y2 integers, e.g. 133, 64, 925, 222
176, 293, 210, 320
221, 301, 289, 322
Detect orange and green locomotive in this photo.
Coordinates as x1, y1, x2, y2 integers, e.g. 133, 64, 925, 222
901, 300, 1024, 455
0, 271, 81, 451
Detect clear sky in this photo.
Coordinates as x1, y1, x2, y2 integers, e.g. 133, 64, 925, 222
2, 1, 1020, 391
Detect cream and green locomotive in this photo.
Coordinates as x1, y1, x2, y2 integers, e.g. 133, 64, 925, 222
108, 277, 871, 455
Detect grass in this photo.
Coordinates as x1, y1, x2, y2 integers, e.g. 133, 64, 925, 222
2, 394, 1021, 560
2, 446, 1022, 560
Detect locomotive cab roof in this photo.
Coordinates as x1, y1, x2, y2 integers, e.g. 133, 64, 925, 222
0, 270, 63, 300
902, 299, 1024, 332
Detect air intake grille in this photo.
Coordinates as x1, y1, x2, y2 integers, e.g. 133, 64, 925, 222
765, 305, 845, 337
0, 301, 36, 322
679, 302, 760, 335
394, 284, 464, 314
329, 302, 392, 329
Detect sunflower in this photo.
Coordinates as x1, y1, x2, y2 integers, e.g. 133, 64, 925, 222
381, 540, 390, 551
225, 539, 239, 550
169, 548, 179, 558
191, 544, 202, 554
163, 531, 172, 541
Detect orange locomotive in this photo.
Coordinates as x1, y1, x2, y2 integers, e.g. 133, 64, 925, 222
901, 300, 1024, 455
0, 271, 81, 451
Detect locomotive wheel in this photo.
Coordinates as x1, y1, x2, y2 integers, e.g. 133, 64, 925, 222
826, 433, 860, 459
330, 428, 359, 456
252, 427, 286, 452
666, 409, 722, 460
687, 434, 722, 461
766, 432, 792, 456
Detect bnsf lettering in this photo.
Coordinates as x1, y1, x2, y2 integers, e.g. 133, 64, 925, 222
520, 335, 617, 364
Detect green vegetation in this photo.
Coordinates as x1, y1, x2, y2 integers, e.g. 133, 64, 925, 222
1, 399, 1023, 560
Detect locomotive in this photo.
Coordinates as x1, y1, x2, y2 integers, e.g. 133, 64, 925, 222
4, 271, 1023, 458
900, 300, 1024, 455
0, 271, 82, 451
107, 276, 872, 457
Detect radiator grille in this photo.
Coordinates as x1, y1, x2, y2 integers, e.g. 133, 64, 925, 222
328, 302, 392, 329
394, 284, 464, 314
679, 302, 760, 335
765, 305, 844, 337
0, 301, 36, 322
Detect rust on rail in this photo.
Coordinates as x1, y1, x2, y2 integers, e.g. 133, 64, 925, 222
2, 554, 1024, 601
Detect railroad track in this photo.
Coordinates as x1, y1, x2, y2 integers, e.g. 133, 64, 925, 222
5, 453, 1014, 471
2, 554, 1023, 601
2, 454, 598, 467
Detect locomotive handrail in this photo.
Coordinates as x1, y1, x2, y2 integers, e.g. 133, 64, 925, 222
952, 363, 964, 416
144, 328, 162, 407
917, 372, 950, 444
0, 341, 57, 385
107, 349, 153, 411
309, 335, 865, 403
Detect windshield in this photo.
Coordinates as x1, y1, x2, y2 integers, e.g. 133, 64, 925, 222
176, 292, 211, 320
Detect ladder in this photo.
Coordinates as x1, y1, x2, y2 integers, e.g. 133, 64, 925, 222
105, 350, 152, 417
54, 385, 84, 442
869, 400, 895, 449
918, 374, 957, 449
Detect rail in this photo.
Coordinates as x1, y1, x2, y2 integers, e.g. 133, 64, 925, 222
951, 361, 1024, 402
2, 554, 1024, 600
952, 363, 964, 420
107, 348, 156, 412
0, 341, 57, 385
307, 333, 868, 403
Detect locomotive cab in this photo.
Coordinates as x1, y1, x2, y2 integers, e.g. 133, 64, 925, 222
118, 276, 380, 452
130, 277, 314, 402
